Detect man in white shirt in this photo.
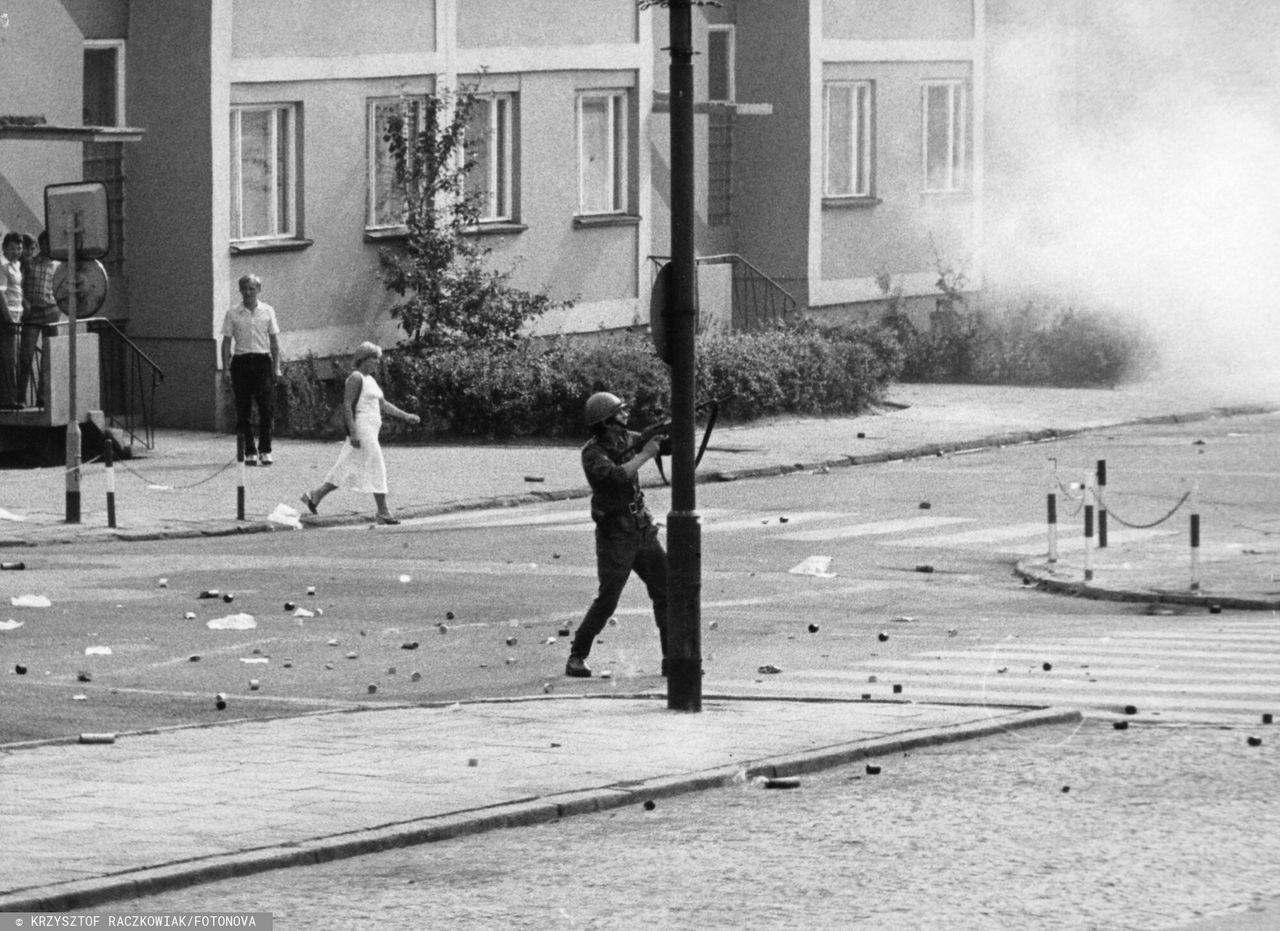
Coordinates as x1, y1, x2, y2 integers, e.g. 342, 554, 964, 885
220, 274, 282, 465
0, 232, 24, 409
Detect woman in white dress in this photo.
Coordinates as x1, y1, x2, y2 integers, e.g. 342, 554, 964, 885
301, 342, 420, 524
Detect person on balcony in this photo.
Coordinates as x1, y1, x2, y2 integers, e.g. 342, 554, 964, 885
0, 232, 24, 409
220, 273, 282, 466
17, 232, 61, 409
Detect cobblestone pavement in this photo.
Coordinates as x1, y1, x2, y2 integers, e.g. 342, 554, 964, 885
74, 721, 1280, 930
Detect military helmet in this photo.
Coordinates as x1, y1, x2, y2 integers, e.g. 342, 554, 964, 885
584, 391, 625, 426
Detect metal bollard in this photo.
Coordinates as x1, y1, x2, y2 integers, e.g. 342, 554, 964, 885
1096, 459, 1108, 548
104, 438, 116, 529
1082, 474, 1094, 582
1046, 491, 1058, 564
1190, 512, 1201, 591
236, 435, 246, 521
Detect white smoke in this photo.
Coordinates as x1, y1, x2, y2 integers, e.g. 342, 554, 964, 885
983, 1, 1280, 397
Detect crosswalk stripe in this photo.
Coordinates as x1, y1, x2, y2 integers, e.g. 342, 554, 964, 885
701, 511, 849, 534
777, 516, 973, 542
881, 522, 1046, 547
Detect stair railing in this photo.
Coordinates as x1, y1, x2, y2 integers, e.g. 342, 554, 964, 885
647, 253, 797, 332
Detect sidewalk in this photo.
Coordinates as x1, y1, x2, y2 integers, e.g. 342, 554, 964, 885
1, 374, 1277, 911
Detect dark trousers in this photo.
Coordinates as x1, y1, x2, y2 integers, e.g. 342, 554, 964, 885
571, 522, 669, 661
230, 353, 274, 456
17, 319, 53, 407
0, 320, 18, 407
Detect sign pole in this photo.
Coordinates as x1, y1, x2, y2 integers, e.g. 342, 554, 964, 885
64, 213, 81, 524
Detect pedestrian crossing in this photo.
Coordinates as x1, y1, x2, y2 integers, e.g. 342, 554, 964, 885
407, 503, 1175, 560
709, 621, 1280, 723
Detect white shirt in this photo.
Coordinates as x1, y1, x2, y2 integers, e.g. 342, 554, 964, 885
0, 258, 23, 322
220, 300, 280, 355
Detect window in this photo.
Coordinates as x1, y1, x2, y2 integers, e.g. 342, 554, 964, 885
577, 91, 629, 216
230, 105, 298, 241
368, 96, 427, 229
465, 94, 515, 222
83, 41, 125, 127
922, 81, 968, 193
824, 81, 873, 198
707, 26, 735, 104
83, 41, 127, 280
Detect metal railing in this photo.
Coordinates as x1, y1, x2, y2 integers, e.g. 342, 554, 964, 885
648, 253, 797, 333
89, 317, 164, 450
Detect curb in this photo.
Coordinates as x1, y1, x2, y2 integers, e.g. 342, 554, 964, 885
1014, 561, 1280, 612
0, 704, 1079, 913
1, 404, 1275, 549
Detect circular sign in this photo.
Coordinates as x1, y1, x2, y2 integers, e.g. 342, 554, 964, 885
53, 259, 109, 318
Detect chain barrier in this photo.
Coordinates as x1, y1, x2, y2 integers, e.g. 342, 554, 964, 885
0, 453, 104, 488
1054, 479, 1086, 517
1198, 496, 1280, 537
1093, 487, 1191, 529
114, 456, 240, 491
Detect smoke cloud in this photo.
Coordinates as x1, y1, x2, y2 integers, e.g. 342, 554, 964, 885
983, 0, 1280, 396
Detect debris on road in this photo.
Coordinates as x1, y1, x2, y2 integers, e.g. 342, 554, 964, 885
84, 646, 112, 656
207, 614, 256, 630
197, 590, 220, 599
789, 555, 836, 578
0, 619, 25, 631
757, 664, 782, 674
10, 594, 51, 608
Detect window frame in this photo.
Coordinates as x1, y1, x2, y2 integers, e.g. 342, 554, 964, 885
706, 25, 736, 105
366, 95, 428, 232
823, 80, 875, 200
230, 103, 299, 243
465, 93, 516, 224
921, 80, 969, 194
575, 89, 630, 217
83, 39, 126, 127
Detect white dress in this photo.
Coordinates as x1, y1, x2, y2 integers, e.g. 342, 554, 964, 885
323, 373, 388, 494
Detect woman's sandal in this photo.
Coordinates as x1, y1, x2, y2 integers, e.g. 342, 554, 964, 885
300, 492, 318, 515
375, 514, 400, 525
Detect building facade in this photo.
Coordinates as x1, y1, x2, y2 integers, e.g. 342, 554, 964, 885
2, 0, 986, 431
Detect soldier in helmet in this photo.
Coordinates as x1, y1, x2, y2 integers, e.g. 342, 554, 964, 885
566, 391, 669, 678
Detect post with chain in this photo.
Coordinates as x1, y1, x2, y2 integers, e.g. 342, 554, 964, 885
664, 0, 701, 711
1082, 473, 1094, 582
1096, 459, 1108, 548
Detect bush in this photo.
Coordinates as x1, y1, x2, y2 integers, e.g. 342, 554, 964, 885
279, 323, 903, 441
886, 294, 1154, 388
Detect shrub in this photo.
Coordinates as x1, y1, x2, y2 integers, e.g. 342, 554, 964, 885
279, 323, 903, 441
886, 292, 1154, 388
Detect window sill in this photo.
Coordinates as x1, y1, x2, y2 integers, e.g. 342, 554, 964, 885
463, 221, 529, 237
230, 238, 314, 255
822, 196, 881, 209
364, 227, 408, 243
573, 213, 641, 229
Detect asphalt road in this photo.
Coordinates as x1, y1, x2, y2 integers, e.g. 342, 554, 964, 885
5, 411, 1277, 743
8, 414, 1280, 927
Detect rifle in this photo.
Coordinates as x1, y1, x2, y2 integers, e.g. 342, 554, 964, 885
628, 394, 734, 482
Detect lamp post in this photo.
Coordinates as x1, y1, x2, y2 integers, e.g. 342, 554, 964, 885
664, 0, 701, 711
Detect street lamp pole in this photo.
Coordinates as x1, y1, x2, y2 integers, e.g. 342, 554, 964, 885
665, 0, 701, 712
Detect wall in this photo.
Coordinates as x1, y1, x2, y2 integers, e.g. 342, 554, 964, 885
0, 0, 84, 237
733, 0, 812, 305
125, 0, 222, 429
